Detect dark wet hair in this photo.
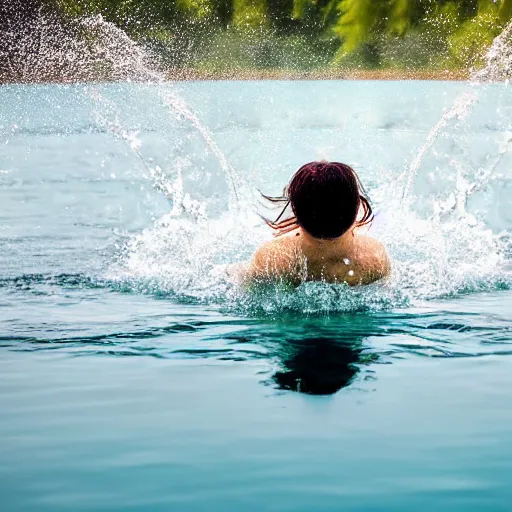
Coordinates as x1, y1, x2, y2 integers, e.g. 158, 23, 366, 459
263, 161, 373, 239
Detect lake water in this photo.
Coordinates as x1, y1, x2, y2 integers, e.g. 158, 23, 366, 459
1, 80, 512, 511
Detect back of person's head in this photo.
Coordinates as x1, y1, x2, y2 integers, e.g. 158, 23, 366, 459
264, 161, 373, 239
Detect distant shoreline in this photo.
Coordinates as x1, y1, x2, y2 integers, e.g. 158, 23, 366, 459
165, 68, 470, 81
0, 68, 471, 84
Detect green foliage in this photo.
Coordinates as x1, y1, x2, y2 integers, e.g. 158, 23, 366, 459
499, 0, 512, 21
334, 0, 381, 54
49, 0, 512, 72
447, 9, 502, 67
177, 0, 215, 20
292, 0, 310, 19
380, 28, 450, 69
388, 0, 412, 36
193, 27, 337, 69
423, 1, 460, 40
232, 0, 268, 27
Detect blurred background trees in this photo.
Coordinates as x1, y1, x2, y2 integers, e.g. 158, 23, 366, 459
9, 0, 512, 73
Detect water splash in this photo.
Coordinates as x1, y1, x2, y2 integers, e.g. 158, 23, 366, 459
400, 91, 476, 204
5, 6, 510, 315
158, 90, 247, 205
81, 17, 512, 315
1, 7, 159, 83
382, 20, 512, 309
400, 20, 512, 205
108, 194, 511, 317
2, 5, 244, 208
473, 20, 512, 82
105, 36, 512, 315
78, 16, 245, 208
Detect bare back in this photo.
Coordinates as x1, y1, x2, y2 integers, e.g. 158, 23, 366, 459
247, 228, 390, 286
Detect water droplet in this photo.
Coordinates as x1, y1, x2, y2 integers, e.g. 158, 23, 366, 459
343, 258, 351, 265
348, 270, 355, 277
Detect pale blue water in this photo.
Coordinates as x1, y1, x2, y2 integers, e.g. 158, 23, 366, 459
1, 81, 512, 511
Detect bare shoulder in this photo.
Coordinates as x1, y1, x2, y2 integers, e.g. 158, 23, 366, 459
248, 233, 300, 282
354, 235, 391, 284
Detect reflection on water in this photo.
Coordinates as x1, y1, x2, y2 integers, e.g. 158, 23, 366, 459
221, 316, 384, 395
271, 337, 372, 395
4, 275, 512, 397
2, 270, 512, 398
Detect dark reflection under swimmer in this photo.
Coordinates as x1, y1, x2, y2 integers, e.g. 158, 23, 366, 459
223, 316, 383, 395
272, 337, 368, 395
244, 161, 390, 286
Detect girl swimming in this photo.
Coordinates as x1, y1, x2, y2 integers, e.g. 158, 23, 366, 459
245, 161, 390, 286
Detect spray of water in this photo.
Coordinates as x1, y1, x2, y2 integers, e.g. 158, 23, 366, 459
1, 6, 158, 83
473, 20, 512, 82
102, 18, 511, 315
399, 91, 477, 204
4, 7, 511, 315
400, 20, 512, 206
82, 20, 245, 207
2, 6, 245, 207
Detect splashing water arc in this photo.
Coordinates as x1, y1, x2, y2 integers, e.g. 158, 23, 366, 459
90, 17, 511, 315
400, 19, 512, 206
3, 8, 511, 315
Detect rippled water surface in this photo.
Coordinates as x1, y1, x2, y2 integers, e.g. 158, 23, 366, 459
1, 81, 512, 511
